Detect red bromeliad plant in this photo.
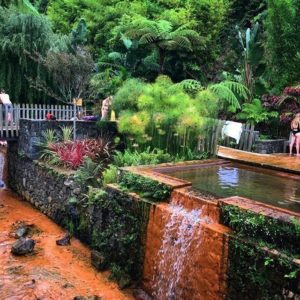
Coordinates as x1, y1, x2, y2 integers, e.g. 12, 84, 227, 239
56, 142, 87, 169
45, 138, 113, 169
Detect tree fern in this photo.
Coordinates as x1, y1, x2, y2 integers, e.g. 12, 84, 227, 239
124, 17, 201, 73
208, 81, 249, 111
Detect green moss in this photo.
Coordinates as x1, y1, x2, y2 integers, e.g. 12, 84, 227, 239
221, 204, 300, 255
119, 172, 171, 202
227, 238, 300, 299
91, 188, 151, 283
221, 204, 300, 299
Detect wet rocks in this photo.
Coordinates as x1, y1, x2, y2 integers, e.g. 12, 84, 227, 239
15, 226, 28, 238
11, 238, 36, 255
133, 289, 152, 300
91, 250, 106, 271
56, 232, 71, 246
73, 296, 101, 300
117, 275, 131, 290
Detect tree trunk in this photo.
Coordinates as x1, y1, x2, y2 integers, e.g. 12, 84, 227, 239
158, 47, 165, 74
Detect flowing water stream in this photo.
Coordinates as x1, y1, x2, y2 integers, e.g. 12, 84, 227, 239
152, 205, 211, 300
0, 151, 133, 300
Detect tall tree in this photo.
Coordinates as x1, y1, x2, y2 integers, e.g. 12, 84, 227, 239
0, 8, 54, 102
124, 18, 201, 74
266, 0, 300, 91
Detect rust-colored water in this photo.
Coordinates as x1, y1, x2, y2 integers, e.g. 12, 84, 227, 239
0, 189, 133, 300
143, 199, 229, 300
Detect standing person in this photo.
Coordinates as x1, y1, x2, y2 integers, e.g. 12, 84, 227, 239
101, 96, 112, 120
0, 90, 13, 125
289, 113, 300, 156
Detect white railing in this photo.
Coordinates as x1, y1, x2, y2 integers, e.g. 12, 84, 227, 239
0, 104, 86, 139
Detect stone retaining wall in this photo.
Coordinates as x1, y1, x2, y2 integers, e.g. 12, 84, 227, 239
18, 119, 118, 160
8, 145, 150, 285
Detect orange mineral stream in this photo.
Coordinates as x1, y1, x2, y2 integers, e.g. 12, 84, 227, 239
0, 189, 133, 300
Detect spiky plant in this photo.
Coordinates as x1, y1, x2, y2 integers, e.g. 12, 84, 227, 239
60, 126, 73, 143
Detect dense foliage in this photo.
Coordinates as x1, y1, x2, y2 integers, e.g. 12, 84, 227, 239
119, 171, 171, 202
3, 0, 300, 137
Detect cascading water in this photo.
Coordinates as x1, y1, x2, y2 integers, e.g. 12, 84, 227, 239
152, 204, 211, 300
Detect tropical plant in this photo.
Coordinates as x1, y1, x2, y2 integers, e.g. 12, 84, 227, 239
237, 98, 278, 125
266, 0, 300, 91
112, 148, 173, 167
60, 126, 73, 143
0, 8, 60, 102
236, 22, 265, 100
124, 18, 201, 73
115, 76, 248, 154
102, 165, 118, 186
74, 157, 103, 186
39, 128, 58, 149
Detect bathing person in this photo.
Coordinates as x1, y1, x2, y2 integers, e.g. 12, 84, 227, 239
0, 90, 13, 124
289, 113, 300, 156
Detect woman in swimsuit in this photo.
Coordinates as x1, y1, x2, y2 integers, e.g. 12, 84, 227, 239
289, 113, 300, 156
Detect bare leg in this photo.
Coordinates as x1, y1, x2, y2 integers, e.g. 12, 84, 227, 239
296, 134, 300, 156
290, 134, 295, 155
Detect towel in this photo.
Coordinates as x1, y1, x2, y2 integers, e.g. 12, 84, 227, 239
221, 121, 243, 144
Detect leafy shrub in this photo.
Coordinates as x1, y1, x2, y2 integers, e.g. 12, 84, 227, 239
81, 138, 113, 164
102, 165, 118, 186
119, 172, 171, 201
54, 142, 87, 169
221, 204, 300, 255
74, 157, 103, 186
84, 186, 108, 205
236, 98, 278, 125
113, 148, 173, 167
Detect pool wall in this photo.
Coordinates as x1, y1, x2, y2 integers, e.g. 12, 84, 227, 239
7, 149, 300, 299
121, 159, 300, 299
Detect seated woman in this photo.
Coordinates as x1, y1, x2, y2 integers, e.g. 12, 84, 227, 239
289, 113, 300, 156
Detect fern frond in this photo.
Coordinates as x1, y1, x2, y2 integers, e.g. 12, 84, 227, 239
209, 84, 241, 110
221, 81, 249, 99
177, 79, 203, 93
139, 32, 159, 44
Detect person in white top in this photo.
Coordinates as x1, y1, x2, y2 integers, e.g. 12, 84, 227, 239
0, 90, 13, 124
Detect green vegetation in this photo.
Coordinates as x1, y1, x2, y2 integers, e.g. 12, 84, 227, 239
119, 172, 171, 202
221, 204, 300, 299
3, 0, 300, 136
90, 187, 151, 283
227, 238, 300, 299
221, 204, 300, 255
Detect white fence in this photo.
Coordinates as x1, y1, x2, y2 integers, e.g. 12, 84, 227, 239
0, 104, 85, 139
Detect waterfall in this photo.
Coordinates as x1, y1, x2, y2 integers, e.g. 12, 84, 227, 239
152, 204, 211, 300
